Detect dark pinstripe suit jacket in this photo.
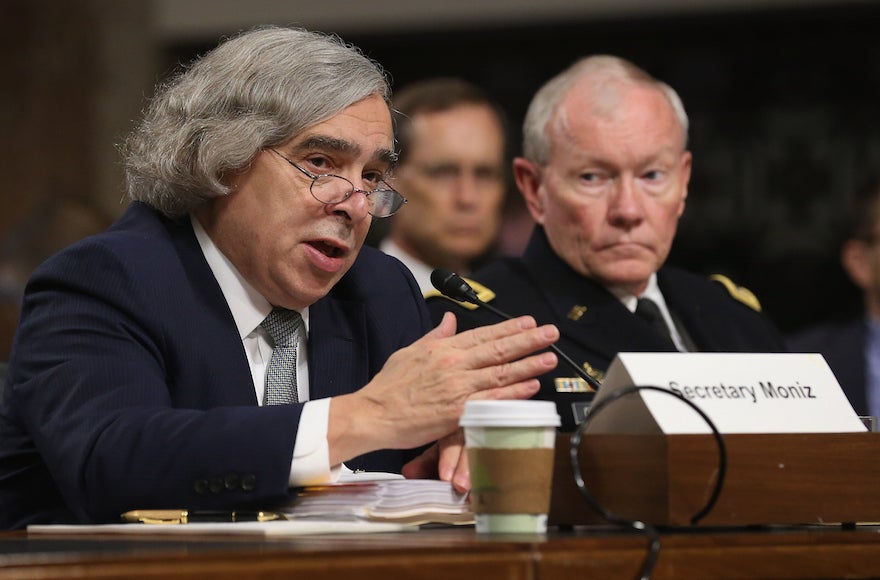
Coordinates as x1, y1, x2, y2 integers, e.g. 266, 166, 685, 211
0, 202, 430, 528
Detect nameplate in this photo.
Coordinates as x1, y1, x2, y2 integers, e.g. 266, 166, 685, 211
585, 353, 866, 434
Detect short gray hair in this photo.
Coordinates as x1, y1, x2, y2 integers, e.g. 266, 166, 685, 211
123, 26, 391, 218
522, 55, 689, 165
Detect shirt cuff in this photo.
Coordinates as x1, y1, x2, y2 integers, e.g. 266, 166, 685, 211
288, 398, 342, 486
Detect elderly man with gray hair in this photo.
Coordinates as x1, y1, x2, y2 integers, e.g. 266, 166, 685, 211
428, 55, 785, 431
0, 26, 559, 528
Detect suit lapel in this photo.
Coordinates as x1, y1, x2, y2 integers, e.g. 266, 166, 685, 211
519, 232, 667, 361
553, 283, 636, 361
659, 269, 737, 351
307, 294, 369, 399
164, 211, 257, 405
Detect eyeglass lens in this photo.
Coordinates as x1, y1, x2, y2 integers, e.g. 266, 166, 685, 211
311, 175, 404, 217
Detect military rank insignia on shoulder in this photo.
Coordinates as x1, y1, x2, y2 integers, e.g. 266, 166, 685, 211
709, 274, 762, 312
423, 277, 496, 310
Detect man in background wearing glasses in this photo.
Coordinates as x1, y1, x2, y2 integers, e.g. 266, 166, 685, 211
0, 26, 559, 528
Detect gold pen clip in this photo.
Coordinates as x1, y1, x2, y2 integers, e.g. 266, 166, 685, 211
121, 509, 188, 524
121, 509, 282, 524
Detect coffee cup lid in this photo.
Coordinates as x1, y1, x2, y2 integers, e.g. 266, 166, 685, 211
459, 400, 561, 427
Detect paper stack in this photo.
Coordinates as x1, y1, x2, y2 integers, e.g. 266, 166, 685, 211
285, 479, 474, 526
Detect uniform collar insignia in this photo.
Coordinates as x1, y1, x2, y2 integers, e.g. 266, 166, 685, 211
567, 305, 587, 321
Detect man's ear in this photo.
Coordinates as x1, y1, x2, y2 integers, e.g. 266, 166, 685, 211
841, 239, 871, 290
513, 157, 545, 225
677, 151, 693, 218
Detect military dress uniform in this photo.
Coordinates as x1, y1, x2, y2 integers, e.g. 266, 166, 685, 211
426, 227, 786, 431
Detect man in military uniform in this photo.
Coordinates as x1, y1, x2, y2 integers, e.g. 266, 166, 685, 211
427, 55, 785, 431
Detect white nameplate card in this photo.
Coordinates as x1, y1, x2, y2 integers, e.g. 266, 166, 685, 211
586, 353, 866, 434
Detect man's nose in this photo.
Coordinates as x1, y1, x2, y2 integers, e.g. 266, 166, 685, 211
329, 188, 371, 223
453, 172, 484, 206
607, 177, 644, 225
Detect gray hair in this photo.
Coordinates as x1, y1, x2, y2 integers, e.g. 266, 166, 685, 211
521, 55, 689, 165
123, 26, 391, 218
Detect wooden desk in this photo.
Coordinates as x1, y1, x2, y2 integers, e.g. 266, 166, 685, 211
3, 525, 880, 579
552, 433, 880, 527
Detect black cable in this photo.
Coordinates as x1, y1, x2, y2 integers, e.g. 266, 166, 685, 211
569, 385, 728, 580
428, 268, 602, 392
473, 298, 602, 392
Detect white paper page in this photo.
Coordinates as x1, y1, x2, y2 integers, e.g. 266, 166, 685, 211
28, 520, 415, 536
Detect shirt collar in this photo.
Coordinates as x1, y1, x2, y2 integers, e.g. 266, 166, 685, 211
608, 273, 664, 314
190, 215, 309, 339
379, 238, 435, 296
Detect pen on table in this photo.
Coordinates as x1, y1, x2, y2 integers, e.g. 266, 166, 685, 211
121, 509, 282, 524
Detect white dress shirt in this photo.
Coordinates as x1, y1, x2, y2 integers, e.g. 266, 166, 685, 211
191, 216, 339, 486
610, 273, 689, 352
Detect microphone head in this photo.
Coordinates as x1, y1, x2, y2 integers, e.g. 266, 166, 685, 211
431, 269, 480, 304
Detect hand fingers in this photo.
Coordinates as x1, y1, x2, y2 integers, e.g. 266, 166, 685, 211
437, 429, 465, 482
452, 451, 470, 493
404, 433, 471, 493
467, 351, 556, 395
468, 378, 542, 402
451, 315, 538, 349
401, 444, 439, 479
461, 323, 560, 371
422, 311, 458, 341
437, 430, 471, 493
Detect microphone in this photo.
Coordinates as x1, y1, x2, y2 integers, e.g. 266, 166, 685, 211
430, 269, 602, 391
430, 268, 481, 304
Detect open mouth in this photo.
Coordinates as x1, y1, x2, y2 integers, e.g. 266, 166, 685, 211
309, 241, 345, 259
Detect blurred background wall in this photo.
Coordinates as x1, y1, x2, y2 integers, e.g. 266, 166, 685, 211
2, 0, 879, 359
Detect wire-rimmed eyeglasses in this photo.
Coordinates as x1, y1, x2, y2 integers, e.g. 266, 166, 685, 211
269, 148, 407, 218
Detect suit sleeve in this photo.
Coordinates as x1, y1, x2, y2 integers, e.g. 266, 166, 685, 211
8, 240, 300, 523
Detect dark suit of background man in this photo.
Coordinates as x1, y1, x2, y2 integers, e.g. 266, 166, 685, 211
0, 26, 560, 529
788, 174, 880, 416
428, 55, 785, 431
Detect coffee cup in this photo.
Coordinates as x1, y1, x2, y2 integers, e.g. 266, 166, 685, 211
460, 400, 560, 533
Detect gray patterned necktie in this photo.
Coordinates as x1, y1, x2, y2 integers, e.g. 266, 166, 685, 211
260, 308, 302, 405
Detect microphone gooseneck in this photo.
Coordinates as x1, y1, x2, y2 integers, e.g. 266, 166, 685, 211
430, 269, 480, 304
431, 269, 602, 391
